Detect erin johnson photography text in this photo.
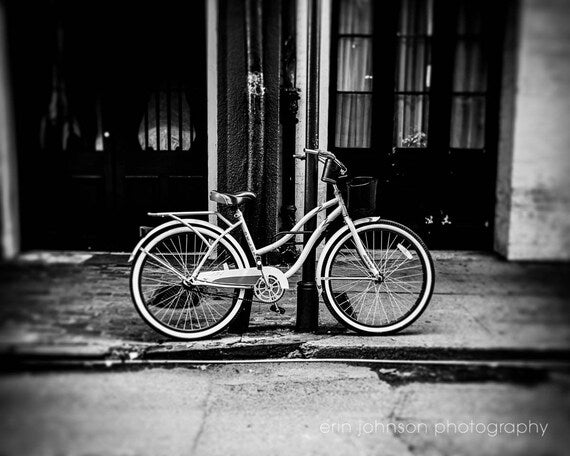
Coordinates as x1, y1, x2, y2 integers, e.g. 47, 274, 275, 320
320, 420, 549, 438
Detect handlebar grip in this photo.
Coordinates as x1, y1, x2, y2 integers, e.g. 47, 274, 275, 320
292, 154, 305, 160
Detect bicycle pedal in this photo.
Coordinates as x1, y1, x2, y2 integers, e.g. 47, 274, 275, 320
270, 304, 286, 314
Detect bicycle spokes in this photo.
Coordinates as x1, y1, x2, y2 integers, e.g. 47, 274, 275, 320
136, 230, 243, 333
322, 223, 431, 330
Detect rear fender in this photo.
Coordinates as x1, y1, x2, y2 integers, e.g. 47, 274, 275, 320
128, 218, 249, 267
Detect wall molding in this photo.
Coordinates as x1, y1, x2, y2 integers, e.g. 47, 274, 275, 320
207, 0, 219, 215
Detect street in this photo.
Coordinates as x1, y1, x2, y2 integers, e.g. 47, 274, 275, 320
1, 362, 568, 455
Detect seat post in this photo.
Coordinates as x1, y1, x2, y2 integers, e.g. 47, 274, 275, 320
235, 208, 257, 254
228, 206, 254, 335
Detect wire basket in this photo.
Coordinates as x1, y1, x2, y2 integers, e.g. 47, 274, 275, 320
347, 176, 378, 218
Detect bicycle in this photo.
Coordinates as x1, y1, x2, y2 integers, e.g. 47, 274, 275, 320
129, 148, 435, 339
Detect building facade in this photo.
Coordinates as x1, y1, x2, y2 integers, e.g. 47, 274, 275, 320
0, 0, 569, 260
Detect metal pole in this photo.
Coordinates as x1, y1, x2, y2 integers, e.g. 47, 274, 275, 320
296, 0, 320, 331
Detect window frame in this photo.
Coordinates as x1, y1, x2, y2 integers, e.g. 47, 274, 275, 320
328, 0, 500, 158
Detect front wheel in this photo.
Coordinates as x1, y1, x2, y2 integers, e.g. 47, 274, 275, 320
319, 220, 435, 335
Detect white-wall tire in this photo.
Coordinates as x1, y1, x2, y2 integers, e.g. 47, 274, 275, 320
130, 225, 249, 340
318, 220, 435, 335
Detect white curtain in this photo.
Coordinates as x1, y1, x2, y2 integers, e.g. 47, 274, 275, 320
339, 0, 373, 34
335, 0, 373, 148
450, 1, 487, 149
450, 96, 485, 149
393, 0, 433, 148
397, 0, 434, 36
335, 94, 373, 148
393, 95, 429, 148
138, 87, 195, 151
337, 38, 373, 92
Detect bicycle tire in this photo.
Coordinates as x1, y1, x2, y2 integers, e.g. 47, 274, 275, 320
318, 220, 435, 335
130, 225, 249, 340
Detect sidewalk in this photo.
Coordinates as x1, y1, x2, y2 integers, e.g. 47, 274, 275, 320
0, 251, 569, 363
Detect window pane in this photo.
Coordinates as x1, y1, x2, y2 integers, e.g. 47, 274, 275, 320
339, 0, 373, 34
450, 96, 485, 148
457, 0, 483, 35
337, 38, 373, 91
393, 95, 429, 148
335, 94, 372, 148
397, 0, 434, 36
453, 39, 486, 92
395, 37, 431, 91
138, 86, 195, 151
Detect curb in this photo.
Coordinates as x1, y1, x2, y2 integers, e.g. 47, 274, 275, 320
2, 341, 570, 371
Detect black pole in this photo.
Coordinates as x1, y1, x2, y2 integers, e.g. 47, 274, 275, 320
296, 0, 320, 331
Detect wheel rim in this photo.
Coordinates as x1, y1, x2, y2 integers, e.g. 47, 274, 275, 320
323, 224, 431, 331
134, 228, 245, 335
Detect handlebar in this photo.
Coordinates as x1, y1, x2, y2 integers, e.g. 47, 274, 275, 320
293, 148, 348, 175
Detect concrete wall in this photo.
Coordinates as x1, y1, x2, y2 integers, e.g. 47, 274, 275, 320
495, 0, 570, 260
217, 0, 281, 247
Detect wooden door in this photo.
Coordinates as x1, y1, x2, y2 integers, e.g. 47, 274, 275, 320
11, 1, 208, 251
99, 1, 208, 249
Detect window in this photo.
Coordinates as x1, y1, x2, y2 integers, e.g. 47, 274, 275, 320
332, 0, 492, 153
449, 1, 487, 149
334, 0, 374, 148
137, 82, 196, 151
393, 0, 433, 148
330, 0, 502, 248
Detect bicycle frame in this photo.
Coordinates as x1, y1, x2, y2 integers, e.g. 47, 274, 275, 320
131, 145, 435, 339
174, 184, 381, 282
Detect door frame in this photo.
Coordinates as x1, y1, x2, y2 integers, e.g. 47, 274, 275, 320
207, 0, 218, 215
294, 0, 332, 235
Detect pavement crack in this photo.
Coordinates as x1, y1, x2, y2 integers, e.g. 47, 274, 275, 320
297, 334, 339, 358
459, 302, 493, 335
387, 388, 410, 421
190, 380, 213, 454
385, 389, 418, 455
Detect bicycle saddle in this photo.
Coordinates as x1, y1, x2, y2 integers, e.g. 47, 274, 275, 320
210, 190, 256, 206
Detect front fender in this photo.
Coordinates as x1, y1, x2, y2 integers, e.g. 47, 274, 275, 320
315, 216, 380, 289
128, 218, 237, 262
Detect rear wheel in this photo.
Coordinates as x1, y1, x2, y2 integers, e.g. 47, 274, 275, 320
319, 221, 434, 334
130, 226, 248, 340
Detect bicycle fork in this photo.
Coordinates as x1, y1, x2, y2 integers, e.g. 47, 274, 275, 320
334, 185, 381, 279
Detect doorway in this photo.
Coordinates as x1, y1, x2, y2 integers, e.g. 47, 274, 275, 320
8, 0, 208, 251
329, 0, 506, 249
